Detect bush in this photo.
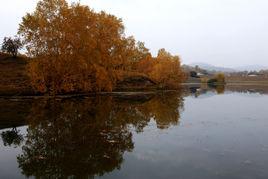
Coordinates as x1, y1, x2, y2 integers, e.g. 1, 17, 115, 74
207, 78, 218, 84
190, 71, 198, 78
207, 73, 225, 84
215, 73, 225, 83
1, 37, 22, 58
148, 49, 185, 89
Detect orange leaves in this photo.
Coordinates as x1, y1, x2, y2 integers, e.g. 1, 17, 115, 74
27, 59, 46, 93
215, 73, 225, 83
136, 55, 155, 75
19, 0, 122, 94
136, 49, 185, 89
94, 65, 113, 92
19, 0, 185, 94
151, 49, 185, 89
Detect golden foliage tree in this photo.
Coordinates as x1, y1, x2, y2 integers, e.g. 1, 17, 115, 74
215, 73, 226, 83
149, 49, 185, 89
19, 0, 128, 94
18, 0, 185, 94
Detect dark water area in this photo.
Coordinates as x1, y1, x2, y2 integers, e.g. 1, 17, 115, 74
0, 85, 268, 179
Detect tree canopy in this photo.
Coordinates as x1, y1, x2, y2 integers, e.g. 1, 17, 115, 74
18, 0, 185, 94
1, 37, 22, 58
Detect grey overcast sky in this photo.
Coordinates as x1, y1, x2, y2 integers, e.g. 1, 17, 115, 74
1, 0, 268, 67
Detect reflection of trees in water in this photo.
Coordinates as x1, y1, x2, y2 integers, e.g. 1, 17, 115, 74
144, 93, 184, 129
1, 127, 23, 147
17, 92, 184, 178
186, 84, 226, 97
18, 98, 133, 178
215, 85, 225, 94
187, 84, 268, 97
208, 84, 225, 94
226, 85, 268, 95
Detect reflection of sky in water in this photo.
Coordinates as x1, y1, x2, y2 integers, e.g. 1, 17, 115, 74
0, 88, 268, 179
0, 126, 27, 178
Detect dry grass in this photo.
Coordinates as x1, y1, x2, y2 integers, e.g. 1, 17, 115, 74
0, 53, 33, 95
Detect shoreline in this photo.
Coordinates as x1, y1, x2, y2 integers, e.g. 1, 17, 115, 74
182, 82, 268, 86
1, 82, 268, 99
0, 90, 181, 99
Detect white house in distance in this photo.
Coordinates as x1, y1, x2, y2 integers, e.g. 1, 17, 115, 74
197, 72, 206, 77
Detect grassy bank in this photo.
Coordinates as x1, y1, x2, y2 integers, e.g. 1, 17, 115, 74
0, 53, 34, 96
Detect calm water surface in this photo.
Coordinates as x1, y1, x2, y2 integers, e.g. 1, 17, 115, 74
0, 85, 268, 178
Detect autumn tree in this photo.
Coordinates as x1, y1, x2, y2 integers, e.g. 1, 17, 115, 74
111, 36, 152, 79
127, 40, 151, 71
18, 0, 185, 94
18, 0, 129, 94
136, 55, 155, 76
17, 92, 184, 178
215, 73, 225, 83
208, 73, 225, 85
1, 37, 22, 58
149, 49, 185, 89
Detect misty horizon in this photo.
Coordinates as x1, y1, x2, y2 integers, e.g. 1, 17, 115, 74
186, 62, 268, 71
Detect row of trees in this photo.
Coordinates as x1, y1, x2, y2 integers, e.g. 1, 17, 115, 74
4, 0, 185, 94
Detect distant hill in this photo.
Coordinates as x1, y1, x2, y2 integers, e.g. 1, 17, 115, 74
188, 62, 268, 72
189, 63, 236, 72
234, 65, 268, 72
182, 64, 212, 74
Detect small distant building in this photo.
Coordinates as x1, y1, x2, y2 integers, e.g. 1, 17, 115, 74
247, 72, 259, 77
248, 74, 258, 77
197, 72, 206, 77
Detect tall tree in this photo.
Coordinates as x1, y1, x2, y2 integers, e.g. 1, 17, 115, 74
18, 0, 185, 94
149, 49, 185, 89
19, 0, 127, 94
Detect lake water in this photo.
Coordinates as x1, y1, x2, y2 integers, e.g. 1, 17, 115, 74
0, 85, 268, 179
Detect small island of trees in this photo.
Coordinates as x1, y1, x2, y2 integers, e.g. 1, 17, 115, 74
0, 0, 185, 95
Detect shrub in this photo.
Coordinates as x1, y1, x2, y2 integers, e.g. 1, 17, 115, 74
207, 73, 225, 84
1, 37, 22, 58
215, 73, 225, 83
207, 78, 218, 84
149, 49, 185, 89
190, 71, 198, 78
